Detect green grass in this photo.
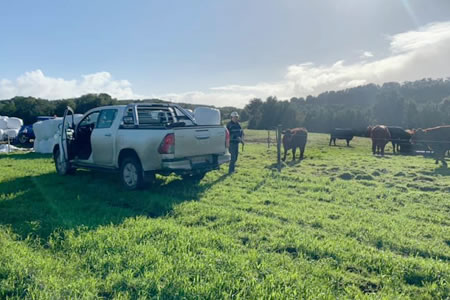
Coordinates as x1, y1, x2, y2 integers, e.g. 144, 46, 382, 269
0, 131, 449, 299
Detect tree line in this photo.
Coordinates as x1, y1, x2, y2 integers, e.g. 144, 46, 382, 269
0, 93, 239, 125
240, 78, 450, 133
1, 78, 449, 131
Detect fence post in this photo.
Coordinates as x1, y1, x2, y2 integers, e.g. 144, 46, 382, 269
267, 130, 270, 148
277, 125, 282, 172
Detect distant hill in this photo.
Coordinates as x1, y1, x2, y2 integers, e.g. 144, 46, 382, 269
243, 78, 450, 132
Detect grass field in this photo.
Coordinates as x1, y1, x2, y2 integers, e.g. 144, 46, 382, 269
0, 131, 449, 299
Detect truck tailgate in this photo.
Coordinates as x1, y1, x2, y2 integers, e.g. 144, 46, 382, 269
173, 126, 226, 158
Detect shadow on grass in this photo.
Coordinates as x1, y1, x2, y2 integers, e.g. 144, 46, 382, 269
0, 152, 51, 160
329, 144, 354, 148
265, 158, 304, 171
374, 155, 392, 159
0, 169, 228, 241
433, 166, 450, 176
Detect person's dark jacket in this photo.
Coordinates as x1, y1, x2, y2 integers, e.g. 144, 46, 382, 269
226, 121, 243, 144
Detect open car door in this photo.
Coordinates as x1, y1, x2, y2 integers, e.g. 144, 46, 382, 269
55, 107, 75, 175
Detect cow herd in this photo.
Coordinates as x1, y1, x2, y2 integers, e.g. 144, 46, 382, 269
281, 125, 450, 167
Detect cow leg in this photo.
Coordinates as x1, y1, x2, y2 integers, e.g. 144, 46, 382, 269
346, 139, 350, 147
282, 147, 287, 161
292, 147, 296, 161
300, 146, 305, 159
372, 141, 376, 155
333, 138, 336, 146
381, 145, 385, 156
392, 142, 396, 154
435, 150, 447, 167
329, 137, 332, 146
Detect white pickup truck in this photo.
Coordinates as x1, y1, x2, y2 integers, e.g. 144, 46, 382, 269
54, 103, 231, 189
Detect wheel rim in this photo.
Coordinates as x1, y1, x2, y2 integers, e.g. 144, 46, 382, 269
19, 135, 28, 144
123, 163, 138, 187
56, 154, 67, 174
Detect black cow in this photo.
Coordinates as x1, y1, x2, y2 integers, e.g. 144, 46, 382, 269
386, 126, 412, 154
329, 128, 354, 147
282, 128, 308, 161
411, 126, 450, 167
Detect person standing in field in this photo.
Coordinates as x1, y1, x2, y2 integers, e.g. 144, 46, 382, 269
226, 111, 244, 174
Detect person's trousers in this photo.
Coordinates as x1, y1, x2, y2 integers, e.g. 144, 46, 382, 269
229, 142, 239, 173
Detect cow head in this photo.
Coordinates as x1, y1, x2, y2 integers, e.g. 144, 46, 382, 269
366, 126, 373, 137
282, 129, 292, 136
410, 128, 425, 144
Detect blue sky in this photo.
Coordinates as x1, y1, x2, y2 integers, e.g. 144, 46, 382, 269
1, 0, 450, 107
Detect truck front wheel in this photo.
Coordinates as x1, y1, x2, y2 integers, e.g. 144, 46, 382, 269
54, 148, 75, 175
120, 156, 144, 190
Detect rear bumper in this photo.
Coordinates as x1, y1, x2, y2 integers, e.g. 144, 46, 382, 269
160, 153, 230, 174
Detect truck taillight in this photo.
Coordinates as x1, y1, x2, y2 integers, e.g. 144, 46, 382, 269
158, 133, 175, 154
225, 128, 230, 148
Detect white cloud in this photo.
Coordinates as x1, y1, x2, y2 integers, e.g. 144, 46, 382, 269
162, 21, 450, 107
156, 91, 257, 108
2, 21, 450, 108
361, 51, 374, 58
0, 70, 139, 100
389, 22, 450, 53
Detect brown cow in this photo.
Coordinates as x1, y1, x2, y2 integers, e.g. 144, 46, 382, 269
369, 125, 391, 156
411, 125, 450, 167
282, 128, 308, 161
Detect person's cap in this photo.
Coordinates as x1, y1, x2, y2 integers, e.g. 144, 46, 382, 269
231, 111, 239, 118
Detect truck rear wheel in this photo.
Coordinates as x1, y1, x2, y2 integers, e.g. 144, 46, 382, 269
120, 156, 144, 190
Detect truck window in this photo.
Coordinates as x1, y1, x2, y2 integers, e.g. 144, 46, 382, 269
97, 109, 118, 129
137, 108, 174, 125
79, 111, 100, 128
173, 107, 194, 125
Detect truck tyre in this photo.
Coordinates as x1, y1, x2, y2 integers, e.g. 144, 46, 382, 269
18, 133, 29, 145
120, 156, 144, 190
54, 148, 76, 175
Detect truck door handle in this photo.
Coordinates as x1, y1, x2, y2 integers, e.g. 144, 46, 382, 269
104, 133, 112, 137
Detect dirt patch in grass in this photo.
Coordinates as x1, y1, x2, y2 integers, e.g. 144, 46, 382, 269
355, 174, 374, 180
329, 214, 340, 220
338, 173, 354, 180
413, 176, 435, 182
406, 183, 440, 192
358, 280, 381, 294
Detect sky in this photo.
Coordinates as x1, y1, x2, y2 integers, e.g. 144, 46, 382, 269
1, 0, 450, 107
